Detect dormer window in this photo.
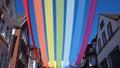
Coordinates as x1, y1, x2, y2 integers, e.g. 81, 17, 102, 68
100, 20, 104, 30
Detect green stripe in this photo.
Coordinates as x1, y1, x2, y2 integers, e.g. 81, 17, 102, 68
56, 0, 64, 67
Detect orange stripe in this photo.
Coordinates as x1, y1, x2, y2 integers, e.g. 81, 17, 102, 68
33, 0, 49, 67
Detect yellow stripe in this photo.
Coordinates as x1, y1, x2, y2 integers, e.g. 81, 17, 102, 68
44, 0, 55, 67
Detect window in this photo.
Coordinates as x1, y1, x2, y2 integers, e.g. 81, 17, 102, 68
0, 13, 3, 32
19, 52, 23, 60
2, 19, 5, 24
107, 22, 113, 38
98, 39, 102, 51
1, 19, 6, 38
0, 9, 2, 19
0, 53, 4, 67
0, 10, 2, 32
4, 53, 7, 67
100, 59, 108, 68
0, 49, 2, 67
100, 20, 104, 30
102, 31, 107, 45
5, 27, 10, 42
0, 23, 2, 32
22, 32, 26, 42
0, 18, 5, 33
89, 55, 96, 66
110, 48, 120, 68
5, 0, 10, 7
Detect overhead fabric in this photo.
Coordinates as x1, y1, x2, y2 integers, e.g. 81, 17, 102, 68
22, 0, 42, 66
75, 0, 97, 65
56, 0, 64, 68
63, 0, 75, 67
22, 0, 97, 67
33, 0, 49, 67
44, 0, 55, 67
69, 0, 87, 66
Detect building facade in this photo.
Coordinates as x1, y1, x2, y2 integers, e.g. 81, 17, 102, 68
77, 38, 98, 68
28, 45, 42, 68
0, 0, 17, 68
0, 1, 31, 67
96, 14, 120, 68
0, 0, 41, 68
9, 14, 30, 68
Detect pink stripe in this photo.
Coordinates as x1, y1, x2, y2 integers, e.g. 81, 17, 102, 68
75, 0, 97, 65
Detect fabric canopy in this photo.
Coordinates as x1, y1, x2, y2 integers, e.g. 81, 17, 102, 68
22, 0, 97, 67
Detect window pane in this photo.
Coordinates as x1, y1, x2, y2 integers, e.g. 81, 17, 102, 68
89, 55, 96, 66
102, 31, 106, 45
98, 39, 102, 51
101, 59, 108, 68
111, 50, 120, 68
107, 23, 113, 38
100, 20, 104, 30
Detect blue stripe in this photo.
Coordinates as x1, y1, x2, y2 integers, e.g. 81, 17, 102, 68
53, 0, 56, 61
69, 0, 89, 65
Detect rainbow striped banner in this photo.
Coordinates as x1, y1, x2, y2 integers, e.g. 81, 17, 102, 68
22, 0, 97, 67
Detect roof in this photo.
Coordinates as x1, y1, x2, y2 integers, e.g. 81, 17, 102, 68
17, 14, 26, 21
101, 14, 120, 21
10, 14, 26, 28
16, 14, 26, 26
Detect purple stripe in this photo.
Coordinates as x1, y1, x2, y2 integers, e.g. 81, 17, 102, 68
75, 0, 97, 65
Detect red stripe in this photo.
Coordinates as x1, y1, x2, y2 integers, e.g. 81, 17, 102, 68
22, 0, 43, 66
75, 0, 97, 65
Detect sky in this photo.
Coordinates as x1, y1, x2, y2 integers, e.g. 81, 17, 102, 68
15, 0, 120, 67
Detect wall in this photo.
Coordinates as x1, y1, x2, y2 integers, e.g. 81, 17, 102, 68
97, 14, 120, 68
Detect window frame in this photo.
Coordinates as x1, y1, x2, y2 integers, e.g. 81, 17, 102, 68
109, 46, 120, 68
100, 58, 108, 68
98, 39, 102, 52
107, 22, 113, 39
100, 20, 104, 30
102, 31, 107, 46
5, 26, 9, 41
